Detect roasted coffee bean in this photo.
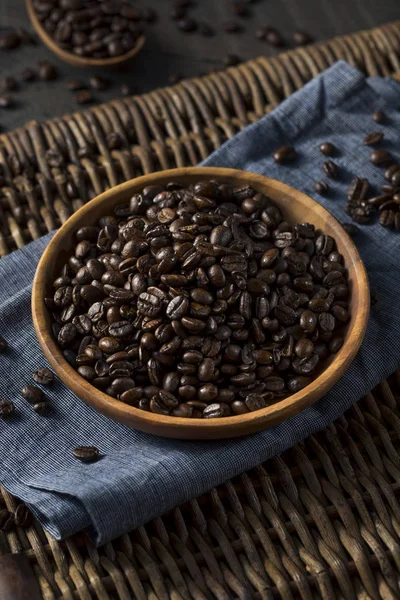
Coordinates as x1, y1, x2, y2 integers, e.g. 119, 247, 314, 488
73, 446, 99, 463
364, 132, 384, 145
322, 160, 339, 178
37, 61, 57, 81
372, 110, 385, 123
245, 393, 266, 411
203, 403, 230, 418
33, 367, 54, 386
0, 335, 8, 352
264, 27, 284, 47
0, 399, 15, 417
314, 181, 329, 195
291, 30, 312, 45
274, 145, 296, 164
50, 179, 350, 419
33, 402, 50, 415
287, 376, 311, 393
370, 149, 393, 167
21, 385, 45, 404
319, 142, 335, 156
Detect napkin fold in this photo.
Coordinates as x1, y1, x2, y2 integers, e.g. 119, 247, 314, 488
1, 61, 400, 544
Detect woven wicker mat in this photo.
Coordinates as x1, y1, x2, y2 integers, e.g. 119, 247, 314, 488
1, 20, 400, 600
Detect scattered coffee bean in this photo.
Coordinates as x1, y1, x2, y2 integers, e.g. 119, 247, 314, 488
89, 75, 109, 91
224, 54, 241, 67
120, 83, 131, 96
37, 61, 57, 81
372, 110, 385, 123
224, 21, 242, 34
232, 1, 250, 17
262, 27, 285, 47
0, 336, 8, 352
322, 160, 339, 178
0, 94, 13, 108
19, 68, 36, 82
364, 132, 384, 146
314, 181, 329, 196
178, 18, 197, 32
0, 400, 15, 417
33, 402, 50, 415
370, 149, 393, 167
73, 446, 99, 463
50, 179, 350, 418
33, 367, 54, 386
291, 31, 312, 45
0, 76, 17, 91
169, 72, 183, 85
319, 142, 335, 156
21, 385, 45, 404
67, 79, 85, 91
75, 89, 93, 105
274, 145, 296, 164
0, 31, 20, 50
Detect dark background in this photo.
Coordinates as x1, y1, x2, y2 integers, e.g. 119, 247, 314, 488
0, 0, 399, 132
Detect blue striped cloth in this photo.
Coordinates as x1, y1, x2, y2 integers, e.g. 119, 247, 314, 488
0, 62, 400, 544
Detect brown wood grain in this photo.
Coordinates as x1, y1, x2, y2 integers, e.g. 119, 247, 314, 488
32, 167, 370, 440
26, 0, 145, 68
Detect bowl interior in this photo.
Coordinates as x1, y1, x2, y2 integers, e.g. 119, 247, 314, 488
33, 168, 369, 439
26, 0, 145, 68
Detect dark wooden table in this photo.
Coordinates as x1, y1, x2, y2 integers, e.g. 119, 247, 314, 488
0, 0, 399, 133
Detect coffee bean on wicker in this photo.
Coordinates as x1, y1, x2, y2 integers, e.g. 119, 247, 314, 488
73, 446, 99, 463
33, 367, 54, 386
0, 399, 15, 417
49, 179, 350, 418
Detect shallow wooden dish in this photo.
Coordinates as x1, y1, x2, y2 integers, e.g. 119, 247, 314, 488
32, 167, 369, 439
26, 0, 145, 68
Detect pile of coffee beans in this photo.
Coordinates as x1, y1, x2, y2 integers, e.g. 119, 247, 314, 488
48, 179, 350, 419
32, 0, 146, 60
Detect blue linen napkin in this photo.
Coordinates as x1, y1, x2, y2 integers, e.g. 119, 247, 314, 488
1, 61, 400, 545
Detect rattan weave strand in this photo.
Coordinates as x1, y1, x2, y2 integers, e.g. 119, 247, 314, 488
0, 20, 400, 600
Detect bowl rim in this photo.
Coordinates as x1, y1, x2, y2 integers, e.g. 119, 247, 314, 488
26, 0, 145, 68
32, 167, 370, 438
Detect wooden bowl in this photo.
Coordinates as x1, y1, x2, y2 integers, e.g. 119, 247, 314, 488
26, 0, 145, 68
32, 168, 369, 439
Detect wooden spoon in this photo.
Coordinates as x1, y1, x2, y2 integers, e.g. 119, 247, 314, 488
26, 0, 145, 69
